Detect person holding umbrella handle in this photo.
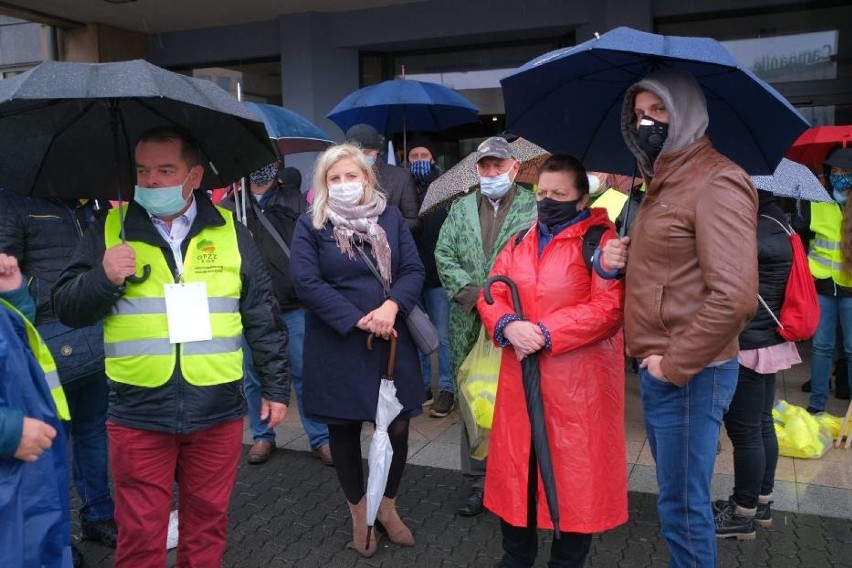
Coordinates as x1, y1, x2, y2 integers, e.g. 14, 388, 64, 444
478, 154, 628, 568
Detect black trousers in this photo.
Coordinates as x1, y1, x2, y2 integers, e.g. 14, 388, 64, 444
327, 418, 409, 504
722, 366, 779, 508
499, 447, 593, 568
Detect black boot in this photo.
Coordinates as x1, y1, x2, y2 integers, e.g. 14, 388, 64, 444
755, 495, 773, 528
715, 498, 756, 541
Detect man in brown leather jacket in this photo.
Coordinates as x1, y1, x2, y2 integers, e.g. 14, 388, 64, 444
599, 69, 758, 567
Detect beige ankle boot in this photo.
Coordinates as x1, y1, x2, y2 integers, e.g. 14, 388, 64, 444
376, 497, 415, 547
347, 497, 379, 557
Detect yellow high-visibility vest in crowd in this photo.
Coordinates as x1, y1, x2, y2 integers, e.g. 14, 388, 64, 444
0, 298, 71, 420
590, 188, 629, 223
103, 207, 243, 387
808, 201, 852, 287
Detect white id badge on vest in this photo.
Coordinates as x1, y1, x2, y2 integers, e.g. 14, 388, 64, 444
164, 282, 213, 343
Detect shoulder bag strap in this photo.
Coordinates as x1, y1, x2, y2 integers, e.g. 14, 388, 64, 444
355, 245, 390, 297
250, 197, 290, 258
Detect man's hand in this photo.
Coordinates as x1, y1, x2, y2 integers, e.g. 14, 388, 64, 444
102, 244, 137, 286
601, 236, 631, 270
14, 417, 57, 462
503, 320, 545, 360
640, 355, 670, 383
260, 399, 287, 429
0, 253, 23, 293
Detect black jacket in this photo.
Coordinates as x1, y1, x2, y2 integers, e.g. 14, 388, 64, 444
52, 192, 290, 434
375, 158, 421, 236
740, 199, 793, 350
220, 186, 302, 311
414, 166, 447, 289
0, 190, 110, 384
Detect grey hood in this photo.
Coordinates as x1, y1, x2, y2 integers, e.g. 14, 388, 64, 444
621, 69, 709, 175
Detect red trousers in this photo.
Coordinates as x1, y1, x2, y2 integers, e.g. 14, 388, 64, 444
107, 419, 243, 568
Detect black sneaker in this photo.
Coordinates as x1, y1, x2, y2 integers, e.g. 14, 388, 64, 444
801, 380, 812, 393
806, 406, 824, 415
430, 390, 455, 417
422, 389, 434, 407
715, 499, 756, 541
755, 500, 773, 528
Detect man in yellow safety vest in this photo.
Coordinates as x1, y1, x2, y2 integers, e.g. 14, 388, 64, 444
52, 126, 290, 567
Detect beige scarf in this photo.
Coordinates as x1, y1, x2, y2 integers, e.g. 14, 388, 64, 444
327, 191, 392, 284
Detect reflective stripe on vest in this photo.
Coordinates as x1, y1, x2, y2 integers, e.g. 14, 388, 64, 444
808, 202, 852, 287
0, 299, 71, 420
103, 206, 243, 387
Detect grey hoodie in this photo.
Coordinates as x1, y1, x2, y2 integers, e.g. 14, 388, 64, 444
621, 69, 709, 176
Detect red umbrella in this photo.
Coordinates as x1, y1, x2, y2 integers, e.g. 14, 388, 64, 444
787, 125, 852, 167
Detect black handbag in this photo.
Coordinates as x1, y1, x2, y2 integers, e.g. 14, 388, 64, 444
355, 247, 440, 354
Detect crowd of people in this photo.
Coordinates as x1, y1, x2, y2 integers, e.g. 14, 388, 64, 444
1, 65, 851, 568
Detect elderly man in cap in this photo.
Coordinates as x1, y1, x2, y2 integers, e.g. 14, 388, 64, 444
345, 123, 421, 235
435, 136, 537, 516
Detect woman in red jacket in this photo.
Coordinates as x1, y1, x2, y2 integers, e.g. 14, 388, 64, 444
477, 155, 627, 567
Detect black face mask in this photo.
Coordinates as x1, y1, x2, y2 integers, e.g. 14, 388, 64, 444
637, 116, 669, 162
537, 197, 582, 229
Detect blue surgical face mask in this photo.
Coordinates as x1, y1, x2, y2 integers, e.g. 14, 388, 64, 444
479, 170, 513, 200
365, 154, 377, 167
833, 189, 848, 205
830, 173, 852, 194
134, 173, 192, 217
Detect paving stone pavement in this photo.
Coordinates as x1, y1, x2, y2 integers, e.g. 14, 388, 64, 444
74, 446, 852, 567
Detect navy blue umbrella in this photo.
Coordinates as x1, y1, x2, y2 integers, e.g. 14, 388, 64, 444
327, 78, 479, 136
501, 27, 809, 175
244, 102, 334, 156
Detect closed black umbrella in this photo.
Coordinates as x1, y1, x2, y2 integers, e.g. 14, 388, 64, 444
484, 274, 560, 536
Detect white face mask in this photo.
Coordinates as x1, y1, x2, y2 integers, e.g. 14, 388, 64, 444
328, 181, 364, 205
587, 174, 603, 197
479, 171, 513, 200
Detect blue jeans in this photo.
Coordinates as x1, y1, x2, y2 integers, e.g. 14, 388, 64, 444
418, 287, 453, 393
810, 294, 852, 411
243, 309, 329, 448
63, 371, 115, 522
639, 359, 738, 568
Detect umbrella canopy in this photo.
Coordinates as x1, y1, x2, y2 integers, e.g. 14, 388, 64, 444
0, 59, 276, 200
364, 334, 403, 546
419, 138, 547, 216
752, 158, 832, 203
484, 275, 560, 535
787, 125, 852, 167
243, 101, 334, 156
500, 26, 809, 176
326, 78, 479, 136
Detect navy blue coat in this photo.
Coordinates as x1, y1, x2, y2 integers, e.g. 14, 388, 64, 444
291, 206, 425, 423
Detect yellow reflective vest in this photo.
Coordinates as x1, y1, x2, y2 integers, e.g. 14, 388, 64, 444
590, 188, 629, 223
103, 207, 244, 387
0, 298, 71, 420
808, 202, 852, 287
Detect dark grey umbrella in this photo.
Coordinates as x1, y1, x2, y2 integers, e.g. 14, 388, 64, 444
0, 59, 276, 201
484, 274, 560, 536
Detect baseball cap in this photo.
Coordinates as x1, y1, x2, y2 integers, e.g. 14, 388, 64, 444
475, 137, 513, 162
345, 123, 383, 150
825, 147, 852, 169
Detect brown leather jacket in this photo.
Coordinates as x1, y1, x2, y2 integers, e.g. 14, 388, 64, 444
621, 71, 758, 386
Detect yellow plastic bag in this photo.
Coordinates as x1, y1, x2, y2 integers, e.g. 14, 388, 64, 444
772, 400, 833, 459
457, 326, 502, 460
813, 411, 852, 440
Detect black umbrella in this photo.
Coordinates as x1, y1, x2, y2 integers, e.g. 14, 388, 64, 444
0, 59, 276, 282
0, 59, 275, 200
484, 274, 560, 536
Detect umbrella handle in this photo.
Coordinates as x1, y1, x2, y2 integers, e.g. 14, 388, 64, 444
484, 275, 523, 317
366, 332, 398, 379
125, 264, 151, 284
